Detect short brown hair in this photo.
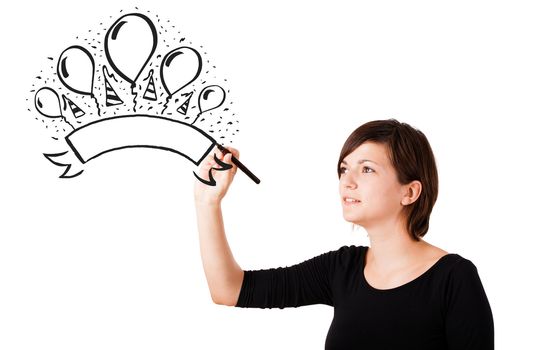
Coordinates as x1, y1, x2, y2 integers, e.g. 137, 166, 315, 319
337, 119, 439, 241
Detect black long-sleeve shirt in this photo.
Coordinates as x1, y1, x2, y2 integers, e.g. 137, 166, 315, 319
235, 245, 494, 349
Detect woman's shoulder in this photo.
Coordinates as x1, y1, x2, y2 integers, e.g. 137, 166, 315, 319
419, 243, 473, 272
328, 244, 367, 256
430, 248, 480, 281
321, 245, 480, 275
437, 253, 490, 310
321, 244, 368, 268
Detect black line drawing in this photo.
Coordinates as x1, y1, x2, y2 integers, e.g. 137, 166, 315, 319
44, 151, 84, 178
28, 9, 254, 185
143, 70, 158, 101
161, 47, 202, 95
44, 114, 220, 180
58, 46, 95, 96
104, 13, 157, 89
193, 85, 226, 125
177, 91, 193, 115
160, 46, 202, 113
104, 13, 157, 112
34, 87, 74, 129
62, 95, 86, 118
57, 45, 100, 116
103, 66, 124, 106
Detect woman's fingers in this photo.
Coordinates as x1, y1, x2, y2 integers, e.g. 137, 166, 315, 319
225, 146, 239, 159
198, 145, 240, 179
221, 147, 238, 168
214, 145, 226, 160
223, 147, 240, 178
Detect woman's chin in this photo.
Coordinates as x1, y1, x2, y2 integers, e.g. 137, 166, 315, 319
343, 214, 361, 225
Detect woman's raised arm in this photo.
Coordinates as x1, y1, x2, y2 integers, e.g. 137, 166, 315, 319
194, 146, 244, 306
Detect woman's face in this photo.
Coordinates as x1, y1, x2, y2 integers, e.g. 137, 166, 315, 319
339, 141, 407, 228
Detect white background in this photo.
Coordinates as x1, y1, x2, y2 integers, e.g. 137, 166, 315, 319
1, 0, 534, 349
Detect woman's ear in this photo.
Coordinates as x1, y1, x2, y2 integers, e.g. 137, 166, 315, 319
402, 180, 422, 205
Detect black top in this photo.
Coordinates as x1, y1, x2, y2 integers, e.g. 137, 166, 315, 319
235, 245, 494, 349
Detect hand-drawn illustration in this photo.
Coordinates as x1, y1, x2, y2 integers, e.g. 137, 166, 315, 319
104, 13, 157, 90
102, 66, 124, 106
62, 95, 86, 119
193, 85, 226, 124
58, 46, 95, 96
160, 46, 202, 113
57, 45, 100, 116
34, 87, 74, 129
27, 8, 257, 185
44, 115, 217, 179
142, 70, 158, 101
177, 91, 193, 115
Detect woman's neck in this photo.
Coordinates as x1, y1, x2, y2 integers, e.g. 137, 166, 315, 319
365, 223, 429, 272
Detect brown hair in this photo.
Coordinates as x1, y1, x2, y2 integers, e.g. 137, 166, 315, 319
337, 119, 439, 241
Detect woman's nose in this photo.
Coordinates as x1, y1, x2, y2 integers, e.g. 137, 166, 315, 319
345, 181, 357, 189
342, 173, 357, 189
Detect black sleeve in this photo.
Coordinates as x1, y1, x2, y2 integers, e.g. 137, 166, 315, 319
444, 259, 494, 349
234, 249, 338, 309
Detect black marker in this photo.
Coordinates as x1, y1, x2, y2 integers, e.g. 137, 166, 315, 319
216, 143, 260, 184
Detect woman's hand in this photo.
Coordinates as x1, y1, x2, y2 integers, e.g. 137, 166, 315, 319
194, 146, 240, 205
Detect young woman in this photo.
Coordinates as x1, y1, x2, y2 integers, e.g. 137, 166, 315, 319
194, 119, 494, 349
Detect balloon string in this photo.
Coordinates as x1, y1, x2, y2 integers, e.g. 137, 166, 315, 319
192, 112, 202, 125
91, 94, 101, 117
161, 95, 171, 115
131, 83, 138, 113
62, 117, 75, 130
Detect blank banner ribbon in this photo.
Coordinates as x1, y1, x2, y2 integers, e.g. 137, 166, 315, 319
45, 115, 217, 178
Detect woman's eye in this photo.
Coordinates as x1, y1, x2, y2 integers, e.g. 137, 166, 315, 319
340, 166, 374, 174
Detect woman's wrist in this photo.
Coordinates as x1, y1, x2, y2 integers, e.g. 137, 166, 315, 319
194, 198, 223, 207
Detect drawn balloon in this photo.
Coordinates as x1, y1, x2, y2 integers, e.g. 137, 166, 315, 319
198, 85, 226, 114
160, 46, 202, 96
34, 87, 62, 118
104, 13, 157, 87
57, 46, 95, 95
192, 85, 225, 124
34, 87, 74, 129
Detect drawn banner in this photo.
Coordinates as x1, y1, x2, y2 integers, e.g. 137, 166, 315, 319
45, 115, 217, 178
